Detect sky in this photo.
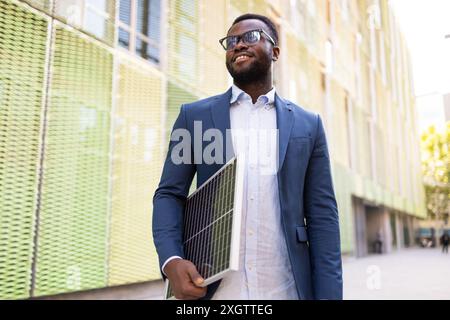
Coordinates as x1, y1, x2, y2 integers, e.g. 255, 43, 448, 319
390, 0, 450, 96
390, 0, 450, 132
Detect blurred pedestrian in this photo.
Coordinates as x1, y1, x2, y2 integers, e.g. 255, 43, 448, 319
431, 227, 436, 247
375, 229, 383, 254
441, 232, 449, 254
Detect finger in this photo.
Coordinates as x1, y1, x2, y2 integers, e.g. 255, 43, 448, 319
179, 280, 206, 297
187, 265, 205, 287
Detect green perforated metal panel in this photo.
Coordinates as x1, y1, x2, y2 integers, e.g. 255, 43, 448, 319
0, 0, 48, 300
108, 61, 164, 285
168, 0, 198, 89
33, 25, 113, 297
198, 0, 228, 96
167, 81, 197, 140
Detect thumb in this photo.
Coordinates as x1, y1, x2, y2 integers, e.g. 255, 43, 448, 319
187, 266, 204, 286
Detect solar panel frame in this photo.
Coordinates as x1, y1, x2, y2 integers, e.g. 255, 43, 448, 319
164, 156, 245, 300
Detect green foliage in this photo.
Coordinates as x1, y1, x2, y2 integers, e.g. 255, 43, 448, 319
421, 123, 450, 221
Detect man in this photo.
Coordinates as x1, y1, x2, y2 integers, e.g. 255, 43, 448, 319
153, 13, 342, 300
441, 231, 449, 254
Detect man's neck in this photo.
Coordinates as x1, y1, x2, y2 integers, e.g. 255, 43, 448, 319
234, 76, 273, 104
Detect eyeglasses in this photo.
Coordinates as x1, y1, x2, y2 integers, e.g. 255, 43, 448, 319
219, 29, 276, 51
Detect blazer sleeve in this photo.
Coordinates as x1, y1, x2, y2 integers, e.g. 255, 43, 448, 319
152, 104, 196, 276
303, 114, 343, 299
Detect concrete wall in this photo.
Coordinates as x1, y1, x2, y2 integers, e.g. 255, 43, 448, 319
34, 280, 165, 300
353, 196, 418, 257
353, 198, 367, 257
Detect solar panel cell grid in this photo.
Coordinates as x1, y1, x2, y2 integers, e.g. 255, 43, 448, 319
164, 157, 243, 299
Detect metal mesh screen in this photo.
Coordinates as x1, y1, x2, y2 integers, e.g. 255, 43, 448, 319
33, 24, 113, 297
0, 0, 48, 300
108, 60, 164, 285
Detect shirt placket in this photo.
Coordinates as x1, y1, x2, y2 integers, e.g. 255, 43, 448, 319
237, 99, 251, 299
245, 100, 262, 299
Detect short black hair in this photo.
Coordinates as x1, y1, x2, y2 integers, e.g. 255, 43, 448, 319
230, 13, 279, 46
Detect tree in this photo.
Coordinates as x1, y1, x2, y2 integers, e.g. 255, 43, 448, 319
420, 123, 450, 223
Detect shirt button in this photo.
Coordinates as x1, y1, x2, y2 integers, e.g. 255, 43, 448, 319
250, 195, 254, 200
248, 230, 254, 236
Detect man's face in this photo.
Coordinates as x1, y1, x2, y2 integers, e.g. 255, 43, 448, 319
225, 19, 279, 84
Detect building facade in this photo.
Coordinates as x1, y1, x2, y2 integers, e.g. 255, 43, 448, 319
0, 0, 425, 299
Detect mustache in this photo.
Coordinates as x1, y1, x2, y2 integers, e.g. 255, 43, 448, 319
232, 52, 254, 62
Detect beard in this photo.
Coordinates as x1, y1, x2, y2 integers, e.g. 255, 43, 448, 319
226, 54, 272, 84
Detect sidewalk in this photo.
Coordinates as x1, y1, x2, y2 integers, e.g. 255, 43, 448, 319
37, 247, 450, 300
343, 247, 450, 300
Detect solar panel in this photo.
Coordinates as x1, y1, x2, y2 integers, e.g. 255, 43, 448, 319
164, 156, 244, 300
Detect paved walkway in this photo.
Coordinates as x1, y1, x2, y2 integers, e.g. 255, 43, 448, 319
343, 247, 450, 299
43, 247, 449, 300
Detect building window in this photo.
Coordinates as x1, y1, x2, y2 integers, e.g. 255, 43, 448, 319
170, 0, 198, 84
84, 0, 109, 39
118, 0, 161, 63
54, 0, 114, 42
119, 0, 132, 25
118, 27, 130, 48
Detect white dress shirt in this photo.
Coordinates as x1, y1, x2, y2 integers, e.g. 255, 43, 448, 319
162, 85, 299, 300
211, 85, 298, 300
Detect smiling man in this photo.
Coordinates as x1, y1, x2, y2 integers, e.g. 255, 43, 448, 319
152, 13, 343, 300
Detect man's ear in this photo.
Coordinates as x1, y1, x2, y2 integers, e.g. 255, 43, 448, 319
272, 46, 280, 61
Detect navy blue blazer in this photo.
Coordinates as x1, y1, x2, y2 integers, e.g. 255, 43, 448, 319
152, 88, 343, 300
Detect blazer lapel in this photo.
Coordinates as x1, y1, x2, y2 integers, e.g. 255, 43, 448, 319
210, 88, 235, 163
275, 93, 294, 171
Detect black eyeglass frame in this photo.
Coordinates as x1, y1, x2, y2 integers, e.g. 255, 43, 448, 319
219, 28, 276, 51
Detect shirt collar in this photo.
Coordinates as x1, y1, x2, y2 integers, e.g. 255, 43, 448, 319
230, 84, 276, 106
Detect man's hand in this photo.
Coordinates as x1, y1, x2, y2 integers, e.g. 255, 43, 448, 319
164, 259, 207, 300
